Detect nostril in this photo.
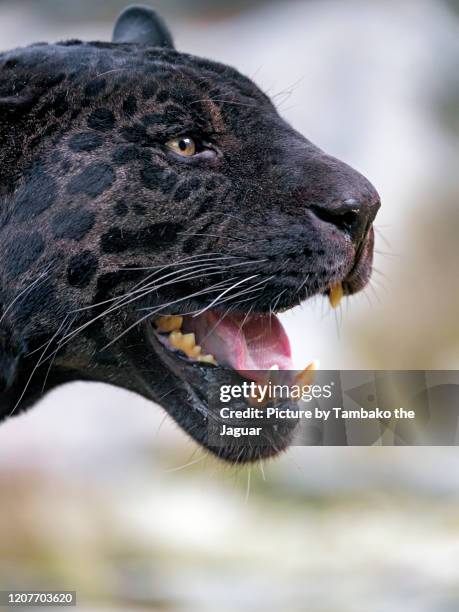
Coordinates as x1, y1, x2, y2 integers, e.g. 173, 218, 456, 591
339, 198, 362, 227
338, 208, 361, 234
310, 198, 370, 244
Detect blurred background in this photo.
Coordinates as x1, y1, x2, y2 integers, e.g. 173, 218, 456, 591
1, 0, 459, 610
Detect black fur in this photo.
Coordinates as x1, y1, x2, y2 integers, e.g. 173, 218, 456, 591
69, 132, 104, 152
0, 6, 380, 462
67, 163, 116, 197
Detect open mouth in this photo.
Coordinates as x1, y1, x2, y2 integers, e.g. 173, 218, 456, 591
138, 282, 346, 463
154, 310, 294, 383
151, 282, 343, 382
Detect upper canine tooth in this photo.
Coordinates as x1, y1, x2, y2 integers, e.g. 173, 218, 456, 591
329, 283, 343, 309
156, 315, 183, 333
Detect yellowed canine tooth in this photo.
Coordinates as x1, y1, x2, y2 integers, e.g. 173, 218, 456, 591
156, 315, 183, 333
248, 390, 265, 407
250, 365, 279, 407
329, 283, 344, 309
294, 360, 319, 388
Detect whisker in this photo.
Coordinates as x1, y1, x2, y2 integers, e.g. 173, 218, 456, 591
368, 280, 384, 303
0, 265, 52, 324
65, 266, 233, 344
211, 277, 272, 308
271, 288, 288, 313
297, 273, 310, 294
136, 278, 234, 314
40, 314, 76, 393
372, 267, 390, 280
33, 278, 234, 369
244, 466, 252, 504
375, 249, 400, 258
10, 315, 68, 416
239, 304, 255, 330
373, 227, 393, 250
228, 291, 265, 309
195, 304, 238, 345
190, 98, 258, 109
100, 278, 239, 351
113, 252, 235, 298
177, 231, 261, 243
123, 254, 242, 272
71, 260, 231, 314
73, 257, 264, 315
164, 454, 206, 473
258, 460, 266, 481
193, 275, 260, 316
369, 274, 388, 292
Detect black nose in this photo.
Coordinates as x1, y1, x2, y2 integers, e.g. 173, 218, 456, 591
310, 196, 380, 245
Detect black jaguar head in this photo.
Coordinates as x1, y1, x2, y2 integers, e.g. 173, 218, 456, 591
0, 6, 380, 462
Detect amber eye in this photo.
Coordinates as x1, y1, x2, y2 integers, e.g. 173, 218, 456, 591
166, 136, 197, 157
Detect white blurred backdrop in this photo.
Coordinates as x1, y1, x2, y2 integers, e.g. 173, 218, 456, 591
1, 1, 459, 610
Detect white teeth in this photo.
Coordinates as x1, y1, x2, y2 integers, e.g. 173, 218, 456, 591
329, 283, 343, 309
155, 315, 183, 333
269, 364, 280, 371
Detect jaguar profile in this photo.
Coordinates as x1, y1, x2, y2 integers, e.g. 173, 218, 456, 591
0, 5, 380, 462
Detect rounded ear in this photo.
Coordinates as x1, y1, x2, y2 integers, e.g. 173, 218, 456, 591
112, 5, 175, 48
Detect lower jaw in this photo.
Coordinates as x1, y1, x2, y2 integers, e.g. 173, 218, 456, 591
140, 282, 351, 462
140, 327, 299, 462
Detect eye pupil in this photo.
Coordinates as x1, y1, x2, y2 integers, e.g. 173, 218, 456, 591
166, 135, 198, 157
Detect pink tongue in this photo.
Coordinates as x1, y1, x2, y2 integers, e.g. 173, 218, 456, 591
183, 311, 292, 379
